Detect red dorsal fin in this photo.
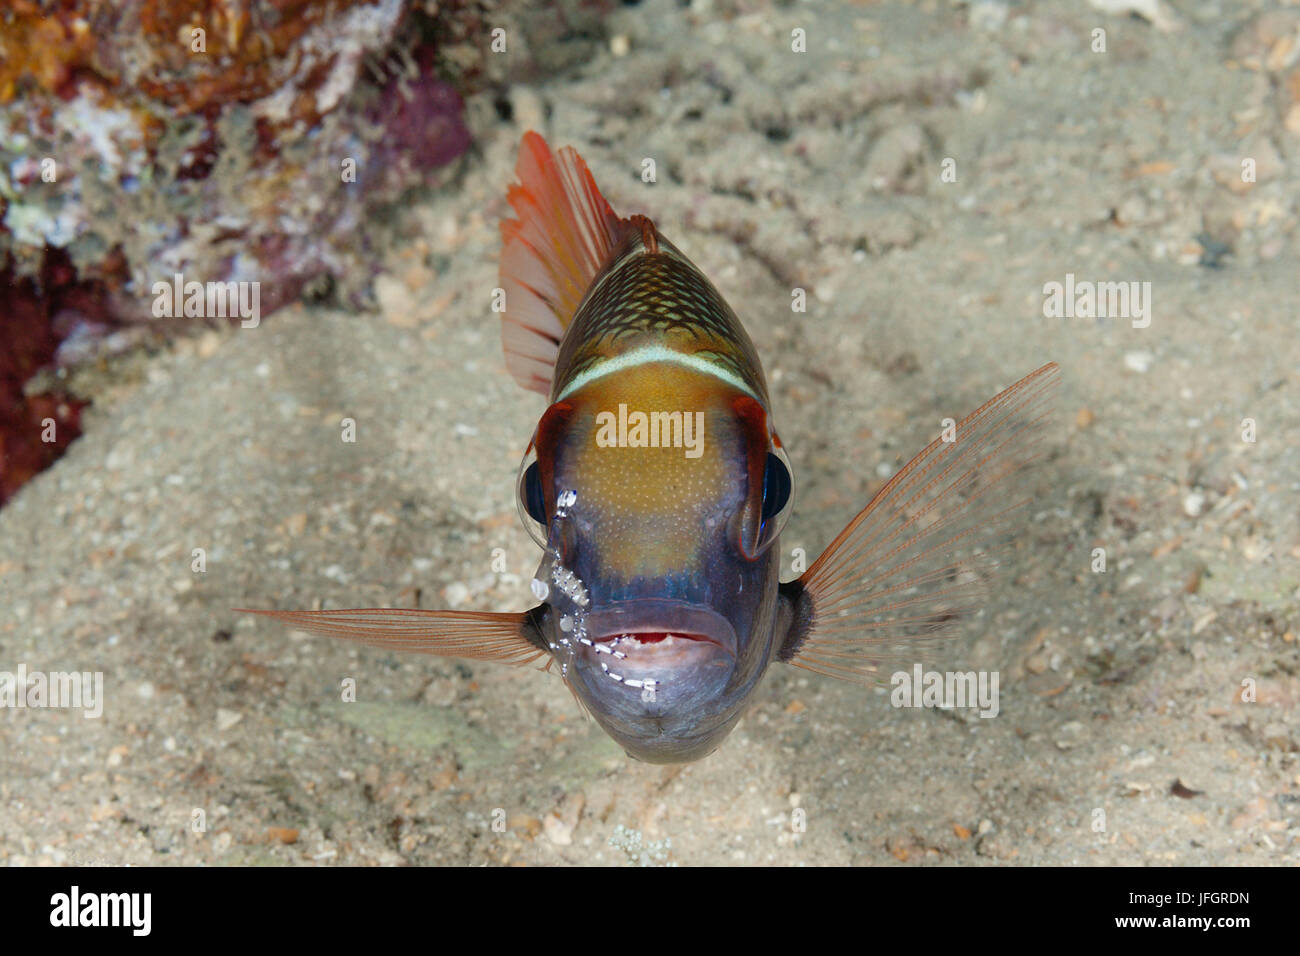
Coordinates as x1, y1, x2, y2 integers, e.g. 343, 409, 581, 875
498, 132, 641, 394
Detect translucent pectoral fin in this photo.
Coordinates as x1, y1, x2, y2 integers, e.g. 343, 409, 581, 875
238, 606, 549, 666
778, 362, 1060, 683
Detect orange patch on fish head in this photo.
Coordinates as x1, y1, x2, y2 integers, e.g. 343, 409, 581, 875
556, 363, 752, 579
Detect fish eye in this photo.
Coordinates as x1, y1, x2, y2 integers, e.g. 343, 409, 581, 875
515, 445, 549, 548
761, 452, 792, 522
755, 444, 794, 550
522, 462, 546, 523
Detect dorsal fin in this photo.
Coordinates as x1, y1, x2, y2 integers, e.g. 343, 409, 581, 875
498, 132, 642, 394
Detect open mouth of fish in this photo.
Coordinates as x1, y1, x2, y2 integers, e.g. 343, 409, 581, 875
580, 600, 737, 668
600, 631, 720, 649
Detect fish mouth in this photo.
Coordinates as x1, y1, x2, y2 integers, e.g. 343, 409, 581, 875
581, 600, 737, 663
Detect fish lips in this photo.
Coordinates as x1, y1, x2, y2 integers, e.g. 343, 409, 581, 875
577, 599, 738, 677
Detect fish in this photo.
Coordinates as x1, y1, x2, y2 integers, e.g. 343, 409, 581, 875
243, 132, 1059, 764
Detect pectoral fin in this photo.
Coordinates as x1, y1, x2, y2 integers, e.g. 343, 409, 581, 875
238, 605, 550, 666
777, 362, 1060, 683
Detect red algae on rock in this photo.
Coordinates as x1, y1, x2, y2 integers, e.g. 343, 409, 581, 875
0, 251, 93, 504
0, 0, 483, 502
0, 0, 438, 307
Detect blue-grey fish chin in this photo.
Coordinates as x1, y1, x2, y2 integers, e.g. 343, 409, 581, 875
563, 599, 745, 760
602, 711, 745, 764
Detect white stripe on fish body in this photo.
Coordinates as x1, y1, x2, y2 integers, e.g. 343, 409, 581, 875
555, 344, 760, 404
